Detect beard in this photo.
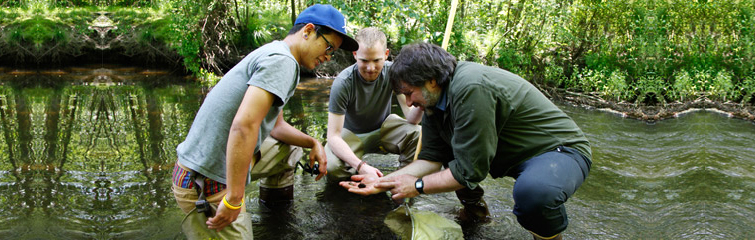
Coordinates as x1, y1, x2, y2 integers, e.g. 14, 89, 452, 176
421, 86, 441, 115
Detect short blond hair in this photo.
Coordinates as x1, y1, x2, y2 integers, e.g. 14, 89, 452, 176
355, 27, 387, 50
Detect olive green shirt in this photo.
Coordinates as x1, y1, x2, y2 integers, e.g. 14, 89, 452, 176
417, 62, 591, 190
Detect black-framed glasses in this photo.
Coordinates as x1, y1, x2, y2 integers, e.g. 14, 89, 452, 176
316, 31, 337, 57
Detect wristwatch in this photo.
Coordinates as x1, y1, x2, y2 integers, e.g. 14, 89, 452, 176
414, 178, 425, 194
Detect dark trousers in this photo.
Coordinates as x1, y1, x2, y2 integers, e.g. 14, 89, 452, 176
509, 146, 591, 237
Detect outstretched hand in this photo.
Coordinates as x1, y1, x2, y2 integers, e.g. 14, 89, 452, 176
339, 174, 391, 195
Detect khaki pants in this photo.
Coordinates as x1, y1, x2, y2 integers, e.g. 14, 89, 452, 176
172, 136, 303, 239
172, 186, 253, 240
325, 114, 420, 179
252, 137, 303, 188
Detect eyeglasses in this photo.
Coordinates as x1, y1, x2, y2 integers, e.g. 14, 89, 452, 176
316, 31, 337, 57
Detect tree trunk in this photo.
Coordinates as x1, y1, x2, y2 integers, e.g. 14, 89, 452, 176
233, 0, 242, 27
290, 0, 296, 25
44, 89, 62, 165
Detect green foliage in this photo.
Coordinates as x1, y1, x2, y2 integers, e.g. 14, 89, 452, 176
196, 68, 221, 87
671, 71, 697, 102
164, 0, 204, 74
2, 0, 754, 104
671, 69, 736, 102
573, 68, 630, 102
233, 1, 288, 52
632, 75, 668, 106
740, 76, 755, 105
164, 0, 290, 76
1, 1, 22, 8
709, 70, 734, 102
48, 0, 94, 7
0, 13, 84, 62
604, 70, 630, 102
496, 47, 530, 77
47, 0, 158, 8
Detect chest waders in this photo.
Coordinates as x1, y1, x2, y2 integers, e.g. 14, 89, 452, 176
192, 174, 215, 217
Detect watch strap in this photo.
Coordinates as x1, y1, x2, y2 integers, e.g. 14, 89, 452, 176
415, 178, 424, 194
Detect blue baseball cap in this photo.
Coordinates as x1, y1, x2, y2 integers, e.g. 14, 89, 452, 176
294, 4, 359, 51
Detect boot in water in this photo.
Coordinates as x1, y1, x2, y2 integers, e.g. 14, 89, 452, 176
259, 185, 294, 210
455, 186, 491, 223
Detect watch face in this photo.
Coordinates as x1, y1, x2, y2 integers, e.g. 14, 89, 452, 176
415, 179, 423, 188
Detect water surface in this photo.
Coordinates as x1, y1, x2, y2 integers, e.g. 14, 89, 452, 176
0, 66, 753, 239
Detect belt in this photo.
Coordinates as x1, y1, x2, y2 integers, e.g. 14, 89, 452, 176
172, 162, 226, 196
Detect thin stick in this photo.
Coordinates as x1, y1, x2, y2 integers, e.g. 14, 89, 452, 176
414, 0, 457, 162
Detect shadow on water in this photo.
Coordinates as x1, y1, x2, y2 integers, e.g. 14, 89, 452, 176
0, 65, 753, 239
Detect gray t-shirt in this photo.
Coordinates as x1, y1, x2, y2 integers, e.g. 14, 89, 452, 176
176, 41, 299, 184
328, 61, 393, 133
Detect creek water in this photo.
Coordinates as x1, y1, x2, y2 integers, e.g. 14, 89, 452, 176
0, 65, 752, 239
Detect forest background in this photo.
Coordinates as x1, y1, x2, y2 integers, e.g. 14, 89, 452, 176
1, 0, 753, 120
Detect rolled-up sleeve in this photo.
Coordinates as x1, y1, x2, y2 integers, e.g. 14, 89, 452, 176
447, 84, 498, 190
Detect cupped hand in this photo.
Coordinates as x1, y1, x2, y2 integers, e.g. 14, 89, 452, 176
339, 174, 391, 195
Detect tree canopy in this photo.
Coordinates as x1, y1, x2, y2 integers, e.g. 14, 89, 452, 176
1, 0, 753, 105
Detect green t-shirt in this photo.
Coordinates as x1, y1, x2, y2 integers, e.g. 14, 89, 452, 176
176, 41, 300, 184
417, 62, 591, 190
328, 61, 394, 133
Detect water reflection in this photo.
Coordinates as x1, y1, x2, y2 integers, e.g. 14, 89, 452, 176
0, 66, 753, 239
565, 105, 755, 239
0, 66, 196, 239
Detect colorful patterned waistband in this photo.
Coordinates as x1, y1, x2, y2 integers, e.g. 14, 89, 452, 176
172, 163, 226, 196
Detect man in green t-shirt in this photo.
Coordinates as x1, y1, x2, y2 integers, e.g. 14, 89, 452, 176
172, 4, 358, 239
341, 43, 592, 240
325, 27, 422, 180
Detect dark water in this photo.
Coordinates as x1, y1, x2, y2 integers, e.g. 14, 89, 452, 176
0, 66, 753, 239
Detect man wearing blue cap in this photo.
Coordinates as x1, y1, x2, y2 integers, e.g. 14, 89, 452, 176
171, 4, 357, 239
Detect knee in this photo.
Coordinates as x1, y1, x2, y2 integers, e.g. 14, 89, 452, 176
513, 183, 566, 214
398, 126, 421, 151
323, 149, 351, 180
512, 182, 568, 236
326, 158, 340, 172
407, 125, 421, 140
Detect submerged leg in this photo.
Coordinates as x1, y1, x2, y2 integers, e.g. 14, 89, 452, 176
455, 186, 491, 223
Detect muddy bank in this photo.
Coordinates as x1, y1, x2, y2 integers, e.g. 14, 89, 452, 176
541, 86, 755, 123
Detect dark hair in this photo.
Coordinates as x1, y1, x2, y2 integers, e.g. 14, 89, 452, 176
287, 23, 334, 37
389, 42, 457, 92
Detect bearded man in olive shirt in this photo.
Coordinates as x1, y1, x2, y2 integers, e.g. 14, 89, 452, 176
341, 43, 592, 240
